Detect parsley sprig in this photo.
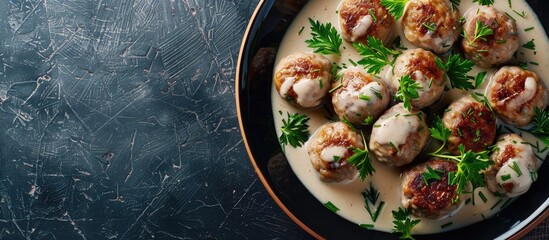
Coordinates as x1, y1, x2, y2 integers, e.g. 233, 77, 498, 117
429, 115, 452, 154
527, 107, 549, 146
395, 75, 422, 111
466, 20, 494, 46
362, 183, 385, 222
305, 18, 343, 55
422, 166, 443, 185
431, 145, 493, 201
392, 207, 420, 239
435, 54, 475, 91
279, 112, 310, 150
348, 131, 375, 180
381, 0, 409, 20
354, 36, 400, 75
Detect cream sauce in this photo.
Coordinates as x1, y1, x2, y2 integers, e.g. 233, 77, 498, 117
503, 77, 537, 109
373, 113, 418, 146
271, 0, 549, 235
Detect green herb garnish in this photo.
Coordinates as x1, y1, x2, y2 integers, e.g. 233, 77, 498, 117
380, 0, 408, 20
279, 112, 310, 149
422, 166, 443, 185
362, 183, 386, 222
392, 207, 420, 239
523, 39, 536, 50
305, 18, 343, 55
436, 54, 475, 91
324, 201, 340, 212
395, 75, 422, 111
466, 20, 494, 46
473, 0, 494, 6
527, 107, 549, 146
429, 115, 452, 154
354, 36, 400, 75
348, 131, 375, 180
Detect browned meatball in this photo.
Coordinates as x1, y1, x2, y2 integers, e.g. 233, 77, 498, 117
401, 0, 461, 53
402, 159, 461, 219
274, 52, 332, 108
331, 67, 391, 125
461, 6, 519, 67
484, 134, 537, 198
442, 96, 496, 155
339, 0, 395, 44
390, 48, 446, 109
369, 103, 429, 167
487, 66, 548, 127
306, 121, 363, 182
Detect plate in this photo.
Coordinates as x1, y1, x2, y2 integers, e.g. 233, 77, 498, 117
236, 0, 549, 239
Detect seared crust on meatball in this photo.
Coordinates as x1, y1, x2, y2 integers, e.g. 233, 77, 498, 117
443, 96, 496, 155
331, 67, 391, 125
402, 159, 461, 219
484, 134, 537, 197
487, 66, 548, 127
307, 122, 363, 182
461, 6, 519, 67
369, 103, 429, 167
274, 52, 332, 108
339, 0, 395, 44
391, 48, 446, 109
401, 0, 460, 53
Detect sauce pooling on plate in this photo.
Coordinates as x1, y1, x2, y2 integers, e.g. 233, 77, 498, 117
272, 0, 549, 235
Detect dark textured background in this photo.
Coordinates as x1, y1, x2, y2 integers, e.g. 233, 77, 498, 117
0, 0, 545, 239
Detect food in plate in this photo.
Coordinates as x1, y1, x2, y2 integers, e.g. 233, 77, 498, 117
271, 0, 549, 236
461, 6, 519, 68
306, 121, 363, 183
390, 48, 446, 109
339, 0, 395, 44
442, 96, 497, 155
369, 103, 429, 167
484, 133, 537, 198
401, 159, 462, 219
487, 66, 548, 127
401, 0, 461, 53
274, 52, 332, 108
331, 67, 391, 125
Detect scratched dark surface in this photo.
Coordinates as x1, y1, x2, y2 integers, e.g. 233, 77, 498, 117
0, 0, 546, 239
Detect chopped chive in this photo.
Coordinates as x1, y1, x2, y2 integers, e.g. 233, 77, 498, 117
441, 222, 453, 229
501, 174, 511, 181
481, 214, 486, 220
505, 12, 516, 21
496, 39, 506, 44
510, 161, 522, 176
531, 171, 538, 182
525, 27, 535, 32
333, 156, 341, 162
324, 201, 339, 212
465, 198, 472, 205
390, 142, 400, 153
319, 79, 324, 89
491, 199, 503, 210
513, 10, 527, 18
341, 116, 356, 131
373, 124, 381, 128
370, 87, 383, 100
540, 145, 548, 153
368, 9, 378, 21
422, 22, 436, 32
457, 128, 463, 137
478, 191, 488, 203
329, 83, 343, 93
428, 78, 433, 88
530, 61, 539, 66
360, 223, 374, 229
523, 39, 536, 50
359, 94, 371, 101
349, 58, 358, 67
298, 26, 305, 35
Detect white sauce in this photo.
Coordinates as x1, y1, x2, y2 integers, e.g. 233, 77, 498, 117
496, 158, 534, 198
373, 114, 418, 146
321, 146, 348, 162
280, 76, 296, 97
293, 78, 323, 107
271, 0, 549, 235
351, 15, 373, 42
502, 77, 537, 109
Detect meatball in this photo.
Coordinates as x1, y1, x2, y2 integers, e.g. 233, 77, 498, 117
306, 121, 363, 182
331, 67, 391, 125
442, 96, 496, 155
402, 159, 461, 219
484, 134, 537, 198
401, 0, 461, 53
274, 52, 332, 108
391, 48, 446, 109
369, 103, 429, 167
339, 0, 395, 44
487, 66, 548, 127
461, 6, 519, 67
